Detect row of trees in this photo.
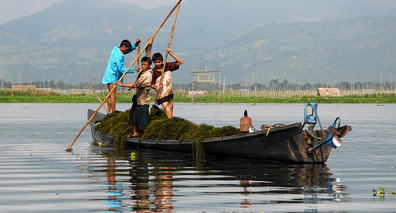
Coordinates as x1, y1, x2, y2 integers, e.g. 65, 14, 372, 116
1, 78, 394, 91
175, 79, 395, 91
229, 79, 395, 91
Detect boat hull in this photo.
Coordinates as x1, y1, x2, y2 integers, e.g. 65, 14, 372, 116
88, 109, 332, 163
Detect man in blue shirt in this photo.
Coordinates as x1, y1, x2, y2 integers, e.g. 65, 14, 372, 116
102, 39, 141, 113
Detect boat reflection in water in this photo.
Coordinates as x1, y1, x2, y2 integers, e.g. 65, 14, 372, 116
204, 157, 349, 206
95, 148, 349, 212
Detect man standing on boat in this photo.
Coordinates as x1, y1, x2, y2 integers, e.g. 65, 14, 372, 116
102, 38, 141, 113
145, 38, 183, 118
116, 56, 153, 137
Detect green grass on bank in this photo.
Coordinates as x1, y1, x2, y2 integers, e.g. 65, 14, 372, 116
0, 89, 133, 103
0, 89, 395, 104
175, 94, 396, 103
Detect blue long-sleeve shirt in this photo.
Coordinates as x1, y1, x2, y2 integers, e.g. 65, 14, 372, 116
102, 44, 136, 85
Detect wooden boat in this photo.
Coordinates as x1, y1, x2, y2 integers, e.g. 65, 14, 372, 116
88, 106, 351, 164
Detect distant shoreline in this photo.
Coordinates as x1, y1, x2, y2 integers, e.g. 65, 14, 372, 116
1, 89, 395, 104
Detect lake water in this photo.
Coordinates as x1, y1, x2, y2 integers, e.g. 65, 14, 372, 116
0, 103, 395, 212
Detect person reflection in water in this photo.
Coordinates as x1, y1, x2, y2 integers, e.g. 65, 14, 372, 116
130, 152, 150, 213
154, 167, 174, 212
105, 157, 122, 212
240, 180, 253, 208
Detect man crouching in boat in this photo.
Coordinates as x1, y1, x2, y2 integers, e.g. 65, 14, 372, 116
116, 57, 153, 137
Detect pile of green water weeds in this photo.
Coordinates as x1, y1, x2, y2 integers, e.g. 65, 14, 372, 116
96, 105, 240, 148
96, 110, 132, 149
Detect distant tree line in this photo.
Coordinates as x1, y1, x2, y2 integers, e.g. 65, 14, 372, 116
172, 79, 395, 91
227, 79, 395, 91
0, 78, 394, 92
0, 79, 107, 91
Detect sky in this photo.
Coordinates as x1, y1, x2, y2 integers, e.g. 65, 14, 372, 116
0, 0, 175, 25
2, 0, 396, 25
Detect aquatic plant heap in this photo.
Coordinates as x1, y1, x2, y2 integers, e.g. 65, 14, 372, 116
96, 110, 132, 148
96, 105, 240, 144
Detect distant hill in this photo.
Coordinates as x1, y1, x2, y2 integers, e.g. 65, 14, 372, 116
181, 16, 396, 84
0, 0, 395, 84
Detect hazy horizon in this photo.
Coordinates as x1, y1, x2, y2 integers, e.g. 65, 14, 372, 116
2, 0, 396, 25
0, 0, 176, 25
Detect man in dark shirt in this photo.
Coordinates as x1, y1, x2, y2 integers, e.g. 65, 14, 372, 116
147, 38, 183, 118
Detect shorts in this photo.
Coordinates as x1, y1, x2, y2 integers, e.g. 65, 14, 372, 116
157, 94, 173, 105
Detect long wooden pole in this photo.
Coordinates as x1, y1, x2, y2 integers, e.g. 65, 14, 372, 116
67, 0, 182, 151
89, 84, 111, 114
155, 3, 181, 104
129, 42, 142, 91
137, 42, 141, 68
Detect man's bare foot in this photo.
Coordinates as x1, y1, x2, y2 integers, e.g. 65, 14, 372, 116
128, 133, 138, 137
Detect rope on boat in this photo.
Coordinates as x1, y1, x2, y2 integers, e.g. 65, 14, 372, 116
303, 103, 345, 153
303, 102, 325, 135
262, 124, 284, 136
305, 129, 323, 140
266, 127, 273, 136
311, 117, 341, 151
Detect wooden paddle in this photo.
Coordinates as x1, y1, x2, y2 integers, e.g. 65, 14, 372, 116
66, 0, 183, 152
155, 3, 181, 104
89, 84, 111, 114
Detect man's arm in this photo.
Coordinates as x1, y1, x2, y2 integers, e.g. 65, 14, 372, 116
167, 48, 183, 65
151, 84, 160, 91
127, 38, 141, 54
116, 80, 135, 89
145, 37, 153, 58
121, 66, 135, 75
134, 38, 141, 48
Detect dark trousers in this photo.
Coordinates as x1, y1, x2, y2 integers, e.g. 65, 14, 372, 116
130, 103, 150, 133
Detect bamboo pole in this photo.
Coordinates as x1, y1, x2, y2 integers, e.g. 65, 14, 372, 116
66, 0, 183, 152
131, 42, 142, 89
89, 84, 111, 114
155, 3, 181, 104
137, 42, 141, 68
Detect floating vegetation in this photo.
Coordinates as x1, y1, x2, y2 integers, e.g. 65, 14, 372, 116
373, 187, 385, 201
130, 152, 136, 161
377, 187, 385, 195
372, 187, 396, 198
97, 142, 107, 147
96, 105, 240, 152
